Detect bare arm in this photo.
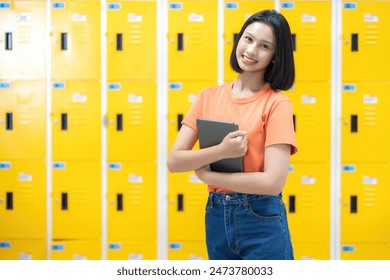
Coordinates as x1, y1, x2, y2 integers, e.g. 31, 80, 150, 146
167, 124, 247, 173
195, 144, 291, 195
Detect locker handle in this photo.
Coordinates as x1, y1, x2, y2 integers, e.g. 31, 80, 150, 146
5, 32, 12, 50
6, 113, 13, 130
291, 33, 296, 52
177, 33, 184, 51
117, 193, 123, 211
61, 113, 68, 131
293, 114, 296, 132
61, 192, 68, 210
233, 33, 239, 44
350, 195, 357, 213
351, 115, 358, 133
351, 33, 358, 52
177, 114, 183, 131
6, 192, 13, 210
116, 33, 123, 51
177, 194, 184, 212
116, 114, 123, 131
61, 33, 68, 50
288, 195, 295, 213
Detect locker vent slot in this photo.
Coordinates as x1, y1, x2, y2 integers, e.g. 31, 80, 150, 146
177, 114, 183, 131
116, 114, 123, 131
351, 33, 358, 52
288, 195, 295, 213
291, 34, 296, 51
117, 193, 123, 211
177, 33, 184, 51
116, 33, 123, 51
177, 194, 184, 212
6, 113, 13, 130
351, 115, 358, 133
5, 32, 12, 50
61, 113, 68, 131
350, 195, 357, 213
61, 33, 68, 50
61, 192, 68, 210
6, 192, 13, 210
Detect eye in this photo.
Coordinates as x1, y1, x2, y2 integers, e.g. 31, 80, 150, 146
244, 36, 253, 42
260, 44, 270, 49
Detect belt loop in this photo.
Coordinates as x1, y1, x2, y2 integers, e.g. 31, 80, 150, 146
209, 192, 214, 208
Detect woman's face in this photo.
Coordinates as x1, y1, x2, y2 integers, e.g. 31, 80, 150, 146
236, 21, 276, 74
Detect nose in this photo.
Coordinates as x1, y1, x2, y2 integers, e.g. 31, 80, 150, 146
246, 43, 256, 55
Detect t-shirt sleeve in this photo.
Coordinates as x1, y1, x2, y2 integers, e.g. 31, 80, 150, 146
265, 98, 298, 155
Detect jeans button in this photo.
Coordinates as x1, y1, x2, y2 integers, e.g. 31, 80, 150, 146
225, 195, 231, 201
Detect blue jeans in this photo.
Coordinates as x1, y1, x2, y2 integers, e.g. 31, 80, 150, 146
205, 192, 294, 260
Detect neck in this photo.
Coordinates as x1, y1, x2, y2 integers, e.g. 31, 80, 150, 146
232, 74, 265, 97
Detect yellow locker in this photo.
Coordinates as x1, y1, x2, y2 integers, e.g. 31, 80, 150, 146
168, 241, 208, 260
107, 1, 156, 80
167, 81, 213, 148
52, 80, 101, 160
0, 1, 46, 80
341, 243, 390, 260
168, 171, 208, 241
107, 161, 156, 241
223, 1, 275, 82
341, 163, 390, 244
51, 0, 101, 80
0, 161, 46, 240
341, 82, 390, 163
107, 81, 156, 161
284, 163, 330, 245
280, 1, 331, 82
0, 81, 46, 160
51, 240, 101, 260
107, 240, 156, 260
0, 239, 46, 260
293, 242, 330, 260
342, 1, 390, 81
52, 160, 101, 240
168, 1, 218, 81
285, 82, 331, 163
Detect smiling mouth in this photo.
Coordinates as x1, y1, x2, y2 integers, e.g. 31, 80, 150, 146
242, 55, 257, 64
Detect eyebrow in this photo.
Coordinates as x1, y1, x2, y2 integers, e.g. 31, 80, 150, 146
244, 31, 274, 46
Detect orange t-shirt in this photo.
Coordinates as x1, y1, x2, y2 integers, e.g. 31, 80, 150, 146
182, 82, 298, 193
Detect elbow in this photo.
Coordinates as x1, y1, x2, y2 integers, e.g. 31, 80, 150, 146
167, 155, 180, 173
266, 176, 286, 196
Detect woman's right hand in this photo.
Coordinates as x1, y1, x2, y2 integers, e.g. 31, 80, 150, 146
219, 130, 247, 158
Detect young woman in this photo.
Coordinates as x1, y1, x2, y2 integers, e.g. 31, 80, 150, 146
167, 10, 297, 260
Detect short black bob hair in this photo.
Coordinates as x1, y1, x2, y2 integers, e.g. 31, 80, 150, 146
230, 10, 295, 91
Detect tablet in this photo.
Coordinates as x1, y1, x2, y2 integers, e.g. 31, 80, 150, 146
196, 118, 244, 173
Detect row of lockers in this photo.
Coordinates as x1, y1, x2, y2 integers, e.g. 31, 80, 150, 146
2, 79, 390, 163
1, 1, 390, 82
2, 160, 390, 259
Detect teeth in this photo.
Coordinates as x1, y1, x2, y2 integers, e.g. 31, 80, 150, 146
243, 56, 256, 64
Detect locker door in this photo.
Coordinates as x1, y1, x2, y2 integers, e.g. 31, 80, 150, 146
280, 1, 331, 82
284, 163, 330, 244
107, 1, 157, 80
341, 82, 390, 163
285, 82, 331, 163
52, 81, 101, 160
168, 241, 208, 260
107, 81, 156, 161
342, 1, 390, 81
341, 163, 390, 244
0, 239, 46, 260
168, 1, 218, 81
0, 81, 46, 160
52, 160, 101, 240
107, 241, 157, 260
107, 161, 157, 241
168, 171, 208, 241
0, 1, 46, 80
51, 240, 101, 260
0, 161, 46, 239
223, 1, 274, 82
51, 0, 100, 80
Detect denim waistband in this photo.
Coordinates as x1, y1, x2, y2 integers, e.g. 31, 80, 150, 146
208, 192, 282, 204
